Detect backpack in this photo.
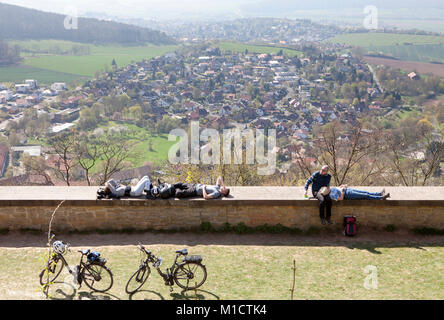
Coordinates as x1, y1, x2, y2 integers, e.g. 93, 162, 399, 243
343, 216, 357, 237
87, 251, 107, 265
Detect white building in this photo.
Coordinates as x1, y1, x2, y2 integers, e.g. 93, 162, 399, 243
51, 82, 67, 92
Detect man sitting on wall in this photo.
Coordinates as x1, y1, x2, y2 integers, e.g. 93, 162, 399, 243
304, 165, 333, 225
174, 176, 230, 199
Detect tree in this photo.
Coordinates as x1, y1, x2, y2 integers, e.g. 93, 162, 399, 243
48, 132, 78, 186
75, 137, 102, 186
96, 134, 134, 185
312, 121, 382, 185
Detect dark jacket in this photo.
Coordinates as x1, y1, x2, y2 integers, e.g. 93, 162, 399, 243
304, 171, 331, 194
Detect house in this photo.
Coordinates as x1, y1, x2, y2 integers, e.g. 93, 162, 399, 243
51, 82, 67, 92
52, 108, 80, 123
0, 144, 9, 178
15, 98, 30, 108
25, 79, 38, 89
408, 72, 420, 80
15, 84, 31, 94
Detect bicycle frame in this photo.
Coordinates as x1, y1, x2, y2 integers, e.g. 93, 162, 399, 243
140, 247, 183, 285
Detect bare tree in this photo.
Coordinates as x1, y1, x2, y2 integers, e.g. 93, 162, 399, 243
48, 132, 78, 186
381, 129, 443, 186
96, 134, 133, 185
312, 120, 382, 186
75, 137, 102, 186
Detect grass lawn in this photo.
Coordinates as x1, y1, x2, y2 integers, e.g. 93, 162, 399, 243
0, 232, 442, 300
217, 41, 302, 57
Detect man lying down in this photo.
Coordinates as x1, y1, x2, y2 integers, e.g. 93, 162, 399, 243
97, 175, 159, 199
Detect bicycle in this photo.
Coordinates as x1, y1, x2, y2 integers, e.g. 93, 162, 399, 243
39, 235, 114, 293
125, 244, 207, 294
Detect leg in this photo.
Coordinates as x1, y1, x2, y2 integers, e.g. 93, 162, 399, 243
314, 192, 326, 220
175, 184, 197, 198
325, 195, 332, 220
130, 176, 150, 197
347, 188, 382, 196
345, 189, 383, 200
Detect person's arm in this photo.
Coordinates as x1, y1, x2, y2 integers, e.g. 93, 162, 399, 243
304, 172, 316, 196
338, 188, 345, 201
216, 176, 224, 187
202, 185, 213, 199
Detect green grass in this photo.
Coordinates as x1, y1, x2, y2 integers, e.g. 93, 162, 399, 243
217, 41, 302, 57
0, 234, 442, 300
367, 44, 444, 63
327, 33, 444, 47
22, 43, 181, 77
0, 65, 85, 84
2, 40, 181, 84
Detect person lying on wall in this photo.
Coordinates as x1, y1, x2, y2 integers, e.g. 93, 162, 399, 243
97, 176, 159, 199
327, 186, 390, 201
174, 176, 230, 199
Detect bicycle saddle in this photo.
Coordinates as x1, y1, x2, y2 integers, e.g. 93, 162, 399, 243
175, 249, 188, 255
78, 249, 90, 255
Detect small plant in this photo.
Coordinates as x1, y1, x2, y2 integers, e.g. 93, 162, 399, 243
383, 225, 397, 232
200, 222, 214, 233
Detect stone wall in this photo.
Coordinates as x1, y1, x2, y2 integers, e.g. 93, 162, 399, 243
0, 196, 442, 232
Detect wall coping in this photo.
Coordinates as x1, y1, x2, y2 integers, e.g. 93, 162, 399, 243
0, 186, 442, 207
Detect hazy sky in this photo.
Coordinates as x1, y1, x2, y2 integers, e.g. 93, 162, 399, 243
1, 0, 442, 20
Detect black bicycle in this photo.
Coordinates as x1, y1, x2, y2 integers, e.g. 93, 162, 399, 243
39, 235, 114, 293
125, 244, 207, 294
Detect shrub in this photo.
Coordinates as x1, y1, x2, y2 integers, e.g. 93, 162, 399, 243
383, 225, 397, 232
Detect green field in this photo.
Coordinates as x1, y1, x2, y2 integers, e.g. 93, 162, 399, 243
2, 40, 181, 84
327, 33, 444, 47
0, 232, 442, 300
367, 43, 444, 63
217, 41, 302, 57
0, 65, 86, 84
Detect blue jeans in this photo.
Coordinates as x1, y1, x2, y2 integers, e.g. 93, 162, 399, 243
344, 188, 383, 200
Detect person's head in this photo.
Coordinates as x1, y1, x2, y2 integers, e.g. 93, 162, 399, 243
320, 165, 329, 175
104, 185, 111, 195
221, 186, 230, 197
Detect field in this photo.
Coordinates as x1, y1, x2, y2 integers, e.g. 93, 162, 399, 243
217, 41, 302, 57
327, 33, 444, 47
364, 56, 444, 77
327, 33, 444, 65
0, 65, 86, 84
0, 231, 442, 300
1, 40, 181, 85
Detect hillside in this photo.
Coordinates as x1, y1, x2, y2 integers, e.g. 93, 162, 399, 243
0, 2, 176, 45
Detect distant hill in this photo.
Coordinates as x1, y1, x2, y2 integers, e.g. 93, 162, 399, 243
0, 3, 176, 45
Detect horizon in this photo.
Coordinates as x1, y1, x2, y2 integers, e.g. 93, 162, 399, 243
1, 0, 444, 22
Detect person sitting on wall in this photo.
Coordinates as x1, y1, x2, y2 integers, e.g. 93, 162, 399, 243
327, 185, 390, 201
174, 176, 230, 199
304, 165, 332, 225
103, 176, 155, 199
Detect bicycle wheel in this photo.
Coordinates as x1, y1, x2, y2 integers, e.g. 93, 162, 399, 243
125, 265, 151, 294
81, 263, 114, 292
174, 262, 207, 290
39, 256, 64, 286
